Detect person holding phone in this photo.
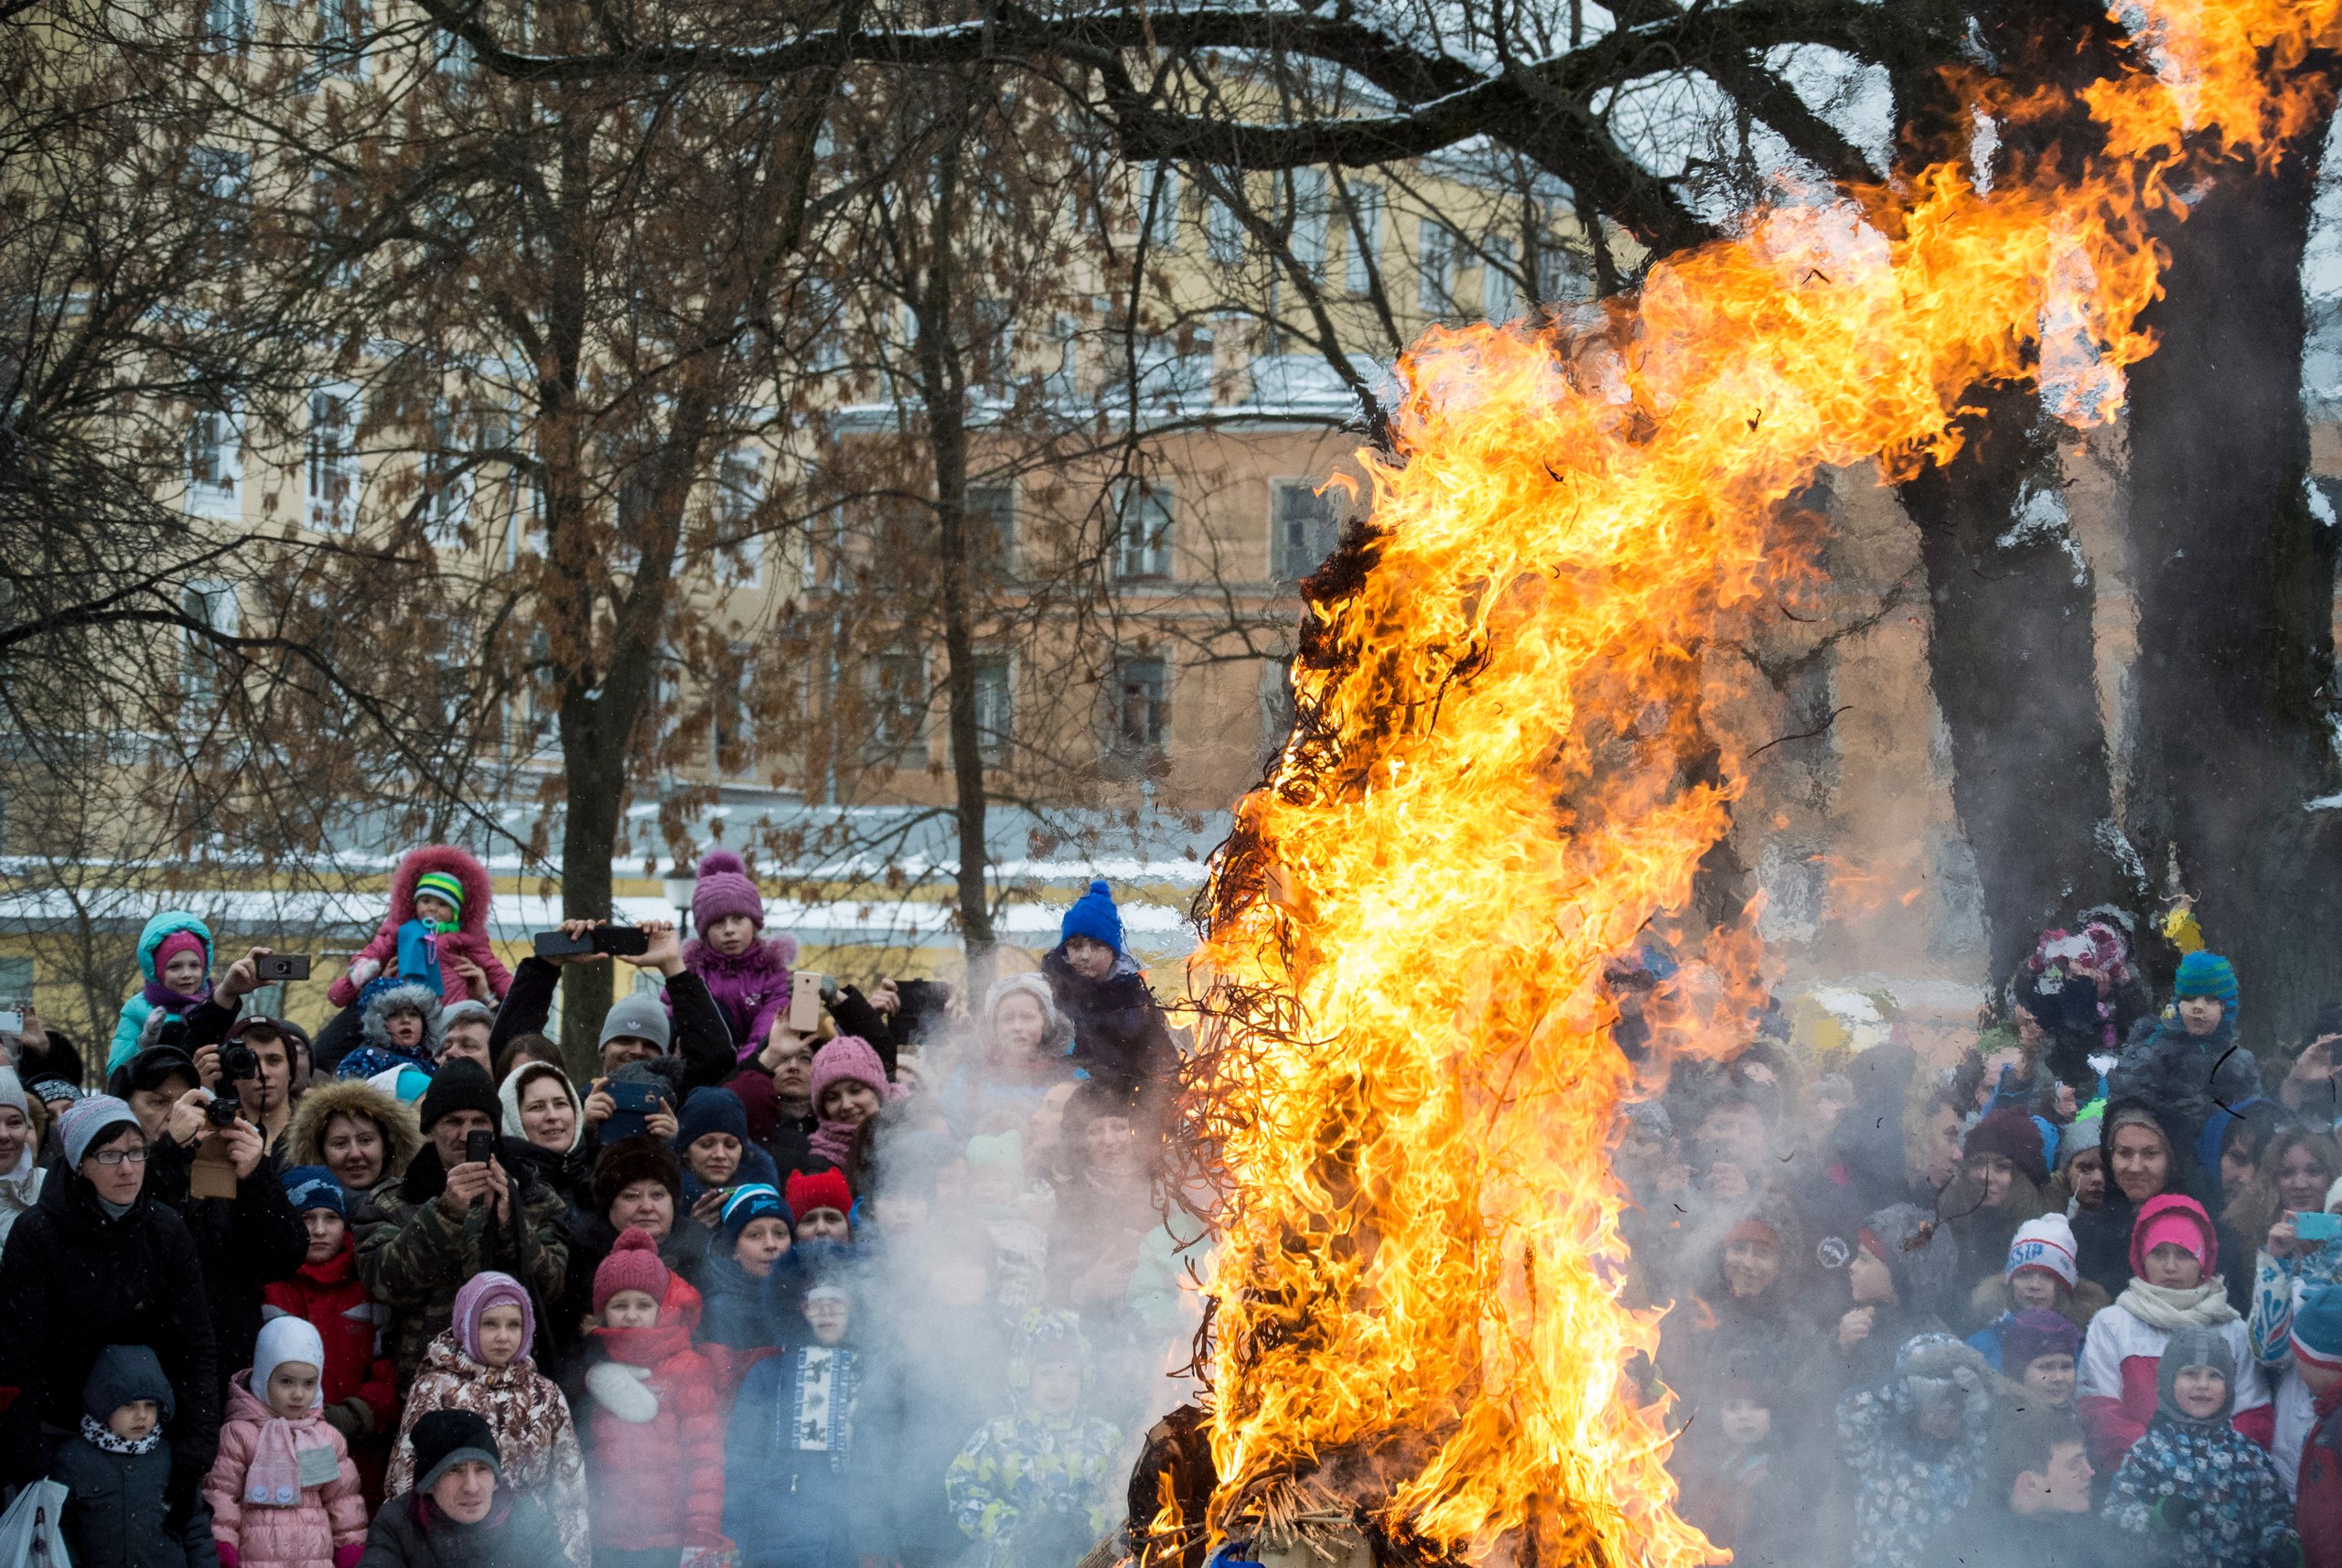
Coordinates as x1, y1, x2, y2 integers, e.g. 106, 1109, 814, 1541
483, 921, 739, 1108
357, 1063, 570, 1385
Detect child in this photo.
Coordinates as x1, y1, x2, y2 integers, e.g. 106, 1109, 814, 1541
786, 1167, 855, 1243
261, 1170, 397, 1498
807, 1036, 899, 1171
2104, 1326, 2295, 1566
333, 982, 445, 1085
360, 1412, 567, 1568
203, 1318, 367, 1568
388, 1273, 588, 1568
1918, 1407, 2105, 1568
1038, 881, 1176, 1099
109, 912, 214, 1073
962, 1132, 1049, 1313
328, 846, 510, 1011
2291, 1285, 2342, 1565
681, 850, 798, 1058
2108, 951, 2263, 1147
946, 1311, 1123, 1568
578, 1230, 725, 1568
1671, 1369, 1793, 1568
725, 1276, 880, 1568
52, 1344, 219, 1568
695, 1185, 795, 1369
1834, 1335, 1994, 1568
1965, 1215, 2103, 1365
2057, 1112, 2107, 1216
2001, 1309, 2082, 1409
2077, 1193, 2271, 1471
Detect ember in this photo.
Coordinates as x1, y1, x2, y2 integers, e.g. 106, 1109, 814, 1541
1178, 4, 2342, 1564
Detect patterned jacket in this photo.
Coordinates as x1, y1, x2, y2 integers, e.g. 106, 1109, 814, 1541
385, 1332, 588, 1568
2105, 1412, 2297, 1567
1835, 1371, 1993, 1568
945, 1409, 1123, 1568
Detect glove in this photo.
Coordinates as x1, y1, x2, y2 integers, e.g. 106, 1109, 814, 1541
322, 1400, 371, 1439
347, 957, 382, 988
333, 1545, 363, 1568
218, 1544, 242, 1568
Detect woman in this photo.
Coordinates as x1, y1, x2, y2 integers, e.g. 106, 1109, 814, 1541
2069, 1098, 2203, 1298
0, 1066, 48, 1251
286, 1076, 424, 1239
500, 1058, 593, 1208
1940, 1107, 2055, 1295
944, 974, 1077, 1139
0, 1095, 218, 1510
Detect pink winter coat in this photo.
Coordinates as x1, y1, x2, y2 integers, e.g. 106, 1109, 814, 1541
327, 845, 512, 1009
203, 1378, 368, 1568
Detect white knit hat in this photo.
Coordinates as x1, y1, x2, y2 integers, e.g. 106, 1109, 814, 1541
2004, 1213, 2079, 1289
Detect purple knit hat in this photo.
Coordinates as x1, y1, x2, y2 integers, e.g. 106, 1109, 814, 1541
810, 1035, 902, 1112
692, 848, 766, 931
453, 1270, 536, 1365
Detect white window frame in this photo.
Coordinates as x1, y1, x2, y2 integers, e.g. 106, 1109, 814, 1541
1112, 478, 1173, 581
186, 401, 242, 521
1343, 182, 1382, 295
317, 0, 368, 78
1291, 168, 1329, 277
306, 382, 361, 532
1109, 654, 1168, 756
1143, 163, 1180, 250
966, 480, 1016, 575
716, 446, 764, 585
180, 580, 239, 705
1270, 478, 1340, 582
971, 651, 1013, 768
1483, 234, 1520, 322
1417, 219, 1454, 315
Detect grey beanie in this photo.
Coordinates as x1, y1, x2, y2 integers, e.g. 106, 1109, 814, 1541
59, 1094, 142, 1168
2156, 1324, 2237, 1424
0, 1067, 27, 1119
2057, 1112, 2104, 1169
599, 993, 671, 1054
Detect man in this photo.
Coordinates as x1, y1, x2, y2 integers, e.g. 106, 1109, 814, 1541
726, 1019, 818, 1171
1919, 1406, 2116, 1568
489, 918, 736, 1094
358, 1060, 567, 1382
216, 1017, 296, 1153
437, 1001, 495, 1075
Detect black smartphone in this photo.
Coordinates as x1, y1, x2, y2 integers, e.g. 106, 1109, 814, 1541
254, 954, 311, 981
602, 1080, 667, 1144
464, 1129, 497, 1167
531, 926, 651, 959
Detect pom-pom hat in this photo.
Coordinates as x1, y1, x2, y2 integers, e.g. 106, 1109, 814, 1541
592, 1227, 671, 1315
691, 848, 766, 932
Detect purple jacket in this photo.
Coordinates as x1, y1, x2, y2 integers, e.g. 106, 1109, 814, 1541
682, 936, 797, 1058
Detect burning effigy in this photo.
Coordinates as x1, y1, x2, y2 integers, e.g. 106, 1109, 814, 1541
1148, 5, 2342, 1567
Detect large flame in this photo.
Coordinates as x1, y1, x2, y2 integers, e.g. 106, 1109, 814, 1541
1184, 5, 2342, 1565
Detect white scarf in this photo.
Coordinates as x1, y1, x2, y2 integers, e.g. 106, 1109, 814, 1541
2117, 1277, 2239, 1332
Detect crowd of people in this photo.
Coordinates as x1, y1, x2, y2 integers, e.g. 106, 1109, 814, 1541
1637, 922, 2342, 1568
0, 847, 1183, 1568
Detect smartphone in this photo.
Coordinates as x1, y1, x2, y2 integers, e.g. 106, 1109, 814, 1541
0, 1009, 21, 1035
464, 1129, 498, 1167
602, 1080, 668, 1145
254, 954, 312, 981
789, 972, 824, 1033
532, 926, 652, 959
2296, 1210, 2342, 1243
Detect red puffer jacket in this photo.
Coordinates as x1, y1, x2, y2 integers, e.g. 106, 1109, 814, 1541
581, 1271, 725, 1552
262, 1241, 397, 1429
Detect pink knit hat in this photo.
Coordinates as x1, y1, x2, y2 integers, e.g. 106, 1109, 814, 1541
810, 1036, 902, 1112
154, 929, 207, 977
453, 1270, 535, 1364
593, 1228, 671, 1315
691, 849, 765, 932
2130, 1193, 2218, 1278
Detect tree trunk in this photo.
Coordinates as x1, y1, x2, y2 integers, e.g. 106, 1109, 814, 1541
1899, 383, 2140, 991
557, 710, 620, 1080
2123, 109, 2342, 1047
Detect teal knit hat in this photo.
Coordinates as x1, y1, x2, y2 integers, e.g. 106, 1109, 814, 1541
2174, 950, 2239, 1008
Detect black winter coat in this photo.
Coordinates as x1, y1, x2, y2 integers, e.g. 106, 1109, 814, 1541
489, 960, 736, 1098
359, 1490, 567, 1568
1040, 949, 1178, 1097
0, 1172, 220, 1511
142, 1137, 307, 1394
49, 1345, 217, 1568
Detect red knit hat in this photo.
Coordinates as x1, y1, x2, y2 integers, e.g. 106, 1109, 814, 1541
592, 1227, 671, 1316
154, 929, 208, 976
786, 1166, 854, 1222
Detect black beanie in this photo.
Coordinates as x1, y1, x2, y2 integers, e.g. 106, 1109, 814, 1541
410, 1408, 500, 1491
591, 1134, 682, 1216
417, 1061, 500, 1134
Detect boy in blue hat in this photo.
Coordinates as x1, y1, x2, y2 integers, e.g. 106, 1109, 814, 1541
2109, 950, 2263, 1149
1039, 881, 1176, 1101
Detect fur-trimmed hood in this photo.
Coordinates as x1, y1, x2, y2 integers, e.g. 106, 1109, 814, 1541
360, 979, 446, 1055
387, 844, 495, 937
285, 1076, 424, 1184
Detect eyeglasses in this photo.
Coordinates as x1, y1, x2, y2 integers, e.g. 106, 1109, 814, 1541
90, 1144, 150, 1167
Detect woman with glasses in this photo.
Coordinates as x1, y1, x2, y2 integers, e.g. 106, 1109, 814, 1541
0, 1092, 220, 1527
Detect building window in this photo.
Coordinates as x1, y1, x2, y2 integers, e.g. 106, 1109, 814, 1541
306, 386, 360, 530
1483, 235, 1519, 322
972, 654, 1012, 767
1271, 479, 1340, 582
1417, 220, 1454, 315
1142, 163, 1180, 250
1109, 656, 1167, 757
190, 145, 249, 239
717, 447, 762, 585
1343, 182, 1382, 295
424, 403, 471, 546
1112, 480, 1173, 580
1206, 195, 1244, 265
180, 581, 238, 705
318, 0, 366, 77
1289, 168, 1328, 276
208, 0, 252, 48
869, 651, 926, 765
967, 482, 1015, 575
187, 404, 241, 520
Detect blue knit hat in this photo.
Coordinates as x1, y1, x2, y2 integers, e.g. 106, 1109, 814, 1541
281, 1165, 346, 1219
2294, 1283, 2342, 1372
1059, 879, 1124, 955
675, 1086, 748, 1152
719, 1182, 793, 1242
2174, 950, 2239, 1008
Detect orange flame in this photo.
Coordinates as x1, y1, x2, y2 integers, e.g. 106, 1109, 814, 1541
1186, 5, 2342, 1565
